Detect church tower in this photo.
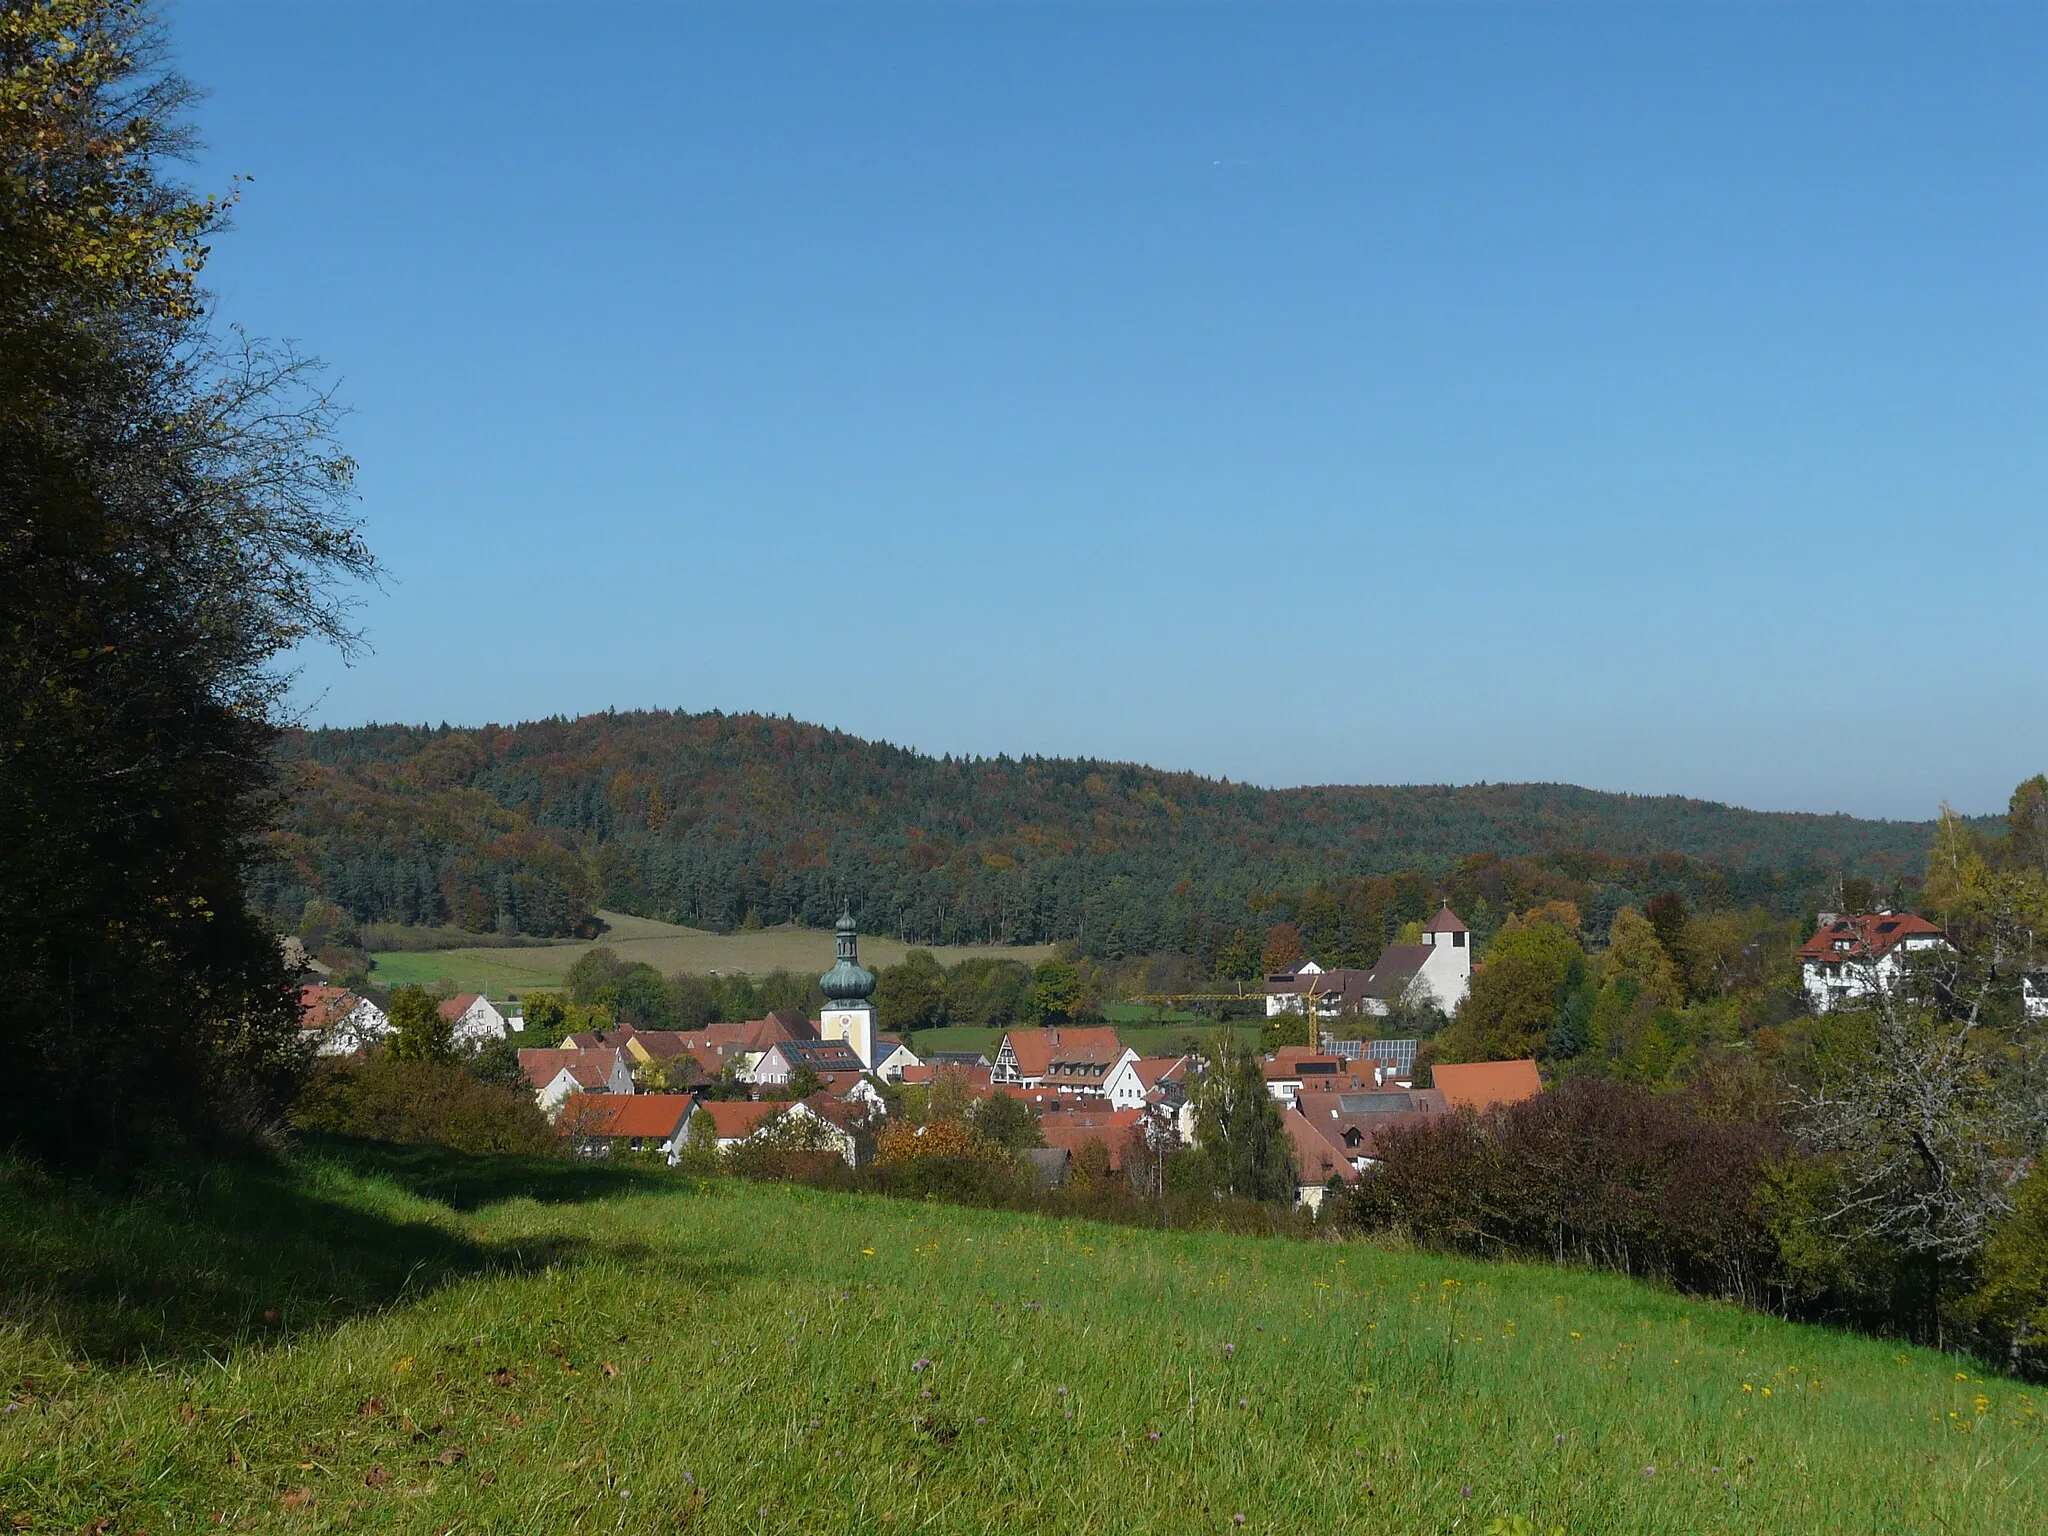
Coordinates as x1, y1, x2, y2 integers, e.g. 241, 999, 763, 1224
818, 905, 878, 1069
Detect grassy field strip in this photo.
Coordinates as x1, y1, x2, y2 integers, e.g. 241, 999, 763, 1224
2, 1153, 2041, 1533
369, 913, 1054, 994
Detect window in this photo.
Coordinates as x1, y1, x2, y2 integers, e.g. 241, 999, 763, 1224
1453, 932, 1466, 948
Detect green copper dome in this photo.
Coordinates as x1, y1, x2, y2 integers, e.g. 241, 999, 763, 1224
819, 905, 876, 1004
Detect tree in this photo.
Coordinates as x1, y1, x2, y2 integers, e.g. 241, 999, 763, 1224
1032, 959, 1082, 1024
1261, 923, 1305, 975
1214, 927, 1259, 985
876, 949, 947, 1033
3, 0, 373, 1163
1645, 891, 1694, 995
385, 986, 453, 1064
564, 946, 631, 1006
783, 1062, 825, 1102
968, 1090, 1044, 1153
1190, 1033, 1295, 1201
1434, 913, 1585, 1064
522, 991, 569, 1039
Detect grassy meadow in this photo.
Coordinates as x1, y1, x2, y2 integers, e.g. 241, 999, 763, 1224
3, 1142, 2041, 1535
368, 911, 1054, 996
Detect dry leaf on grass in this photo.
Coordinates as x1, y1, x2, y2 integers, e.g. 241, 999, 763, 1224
433, 1448, 466, 1467
363, 1464, 392, 1490
601, 1362, 620, 1379
355, 1397, 386, 1418
278, 1487, 314, 1511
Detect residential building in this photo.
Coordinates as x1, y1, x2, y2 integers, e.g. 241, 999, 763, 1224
1280, 1107, 1357, 1214
438, 993, 523, 1045
990, 1026, 1131, 1094
749, 1038, 867, 1088
1103, 1055, 1190, 1112
869, 1036, 923, 1082
1431, 1059, 1542, 1113
684, 1097, 858, 1166
557, 1094, 696, 1162
1261, 1047, 1378, 1109
518, 1046, 635, 1114
1798, 912, 1953, 1012
1036, 1105, 1144, 1172
1294, 1086, 1448, 1172
295, 984, 389, 1056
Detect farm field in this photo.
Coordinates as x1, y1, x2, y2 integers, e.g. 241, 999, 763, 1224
369, 911, 1054, 995
3, 1142, 2040, 1534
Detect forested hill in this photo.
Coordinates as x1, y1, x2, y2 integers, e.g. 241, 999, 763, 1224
258, 710, 1938, 958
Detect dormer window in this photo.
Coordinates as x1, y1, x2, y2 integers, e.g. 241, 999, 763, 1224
1833, 940, 1851, 952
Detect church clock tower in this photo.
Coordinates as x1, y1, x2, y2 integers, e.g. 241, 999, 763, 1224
818, 905, 878, 1069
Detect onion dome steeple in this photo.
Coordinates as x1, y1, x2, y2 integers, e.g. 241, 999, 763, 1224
819, 905, 877, 1004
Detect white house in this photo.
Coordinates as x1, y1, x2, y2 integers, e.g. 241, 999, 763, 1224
517, 1047, 635, 1115
296, 985, 392, 1056
1103, 1055, 1189, 1112
439, 993, 523, 1046
685, 1098, 859, 1165
1264, 904, 1473, 1021
747, 1038, 866, 1089
1798, 913, 1953, 1013
869, 1037, 922, 1082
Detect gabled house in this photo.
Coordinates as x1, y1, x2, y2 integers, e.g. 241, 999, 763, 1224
1430, 1059, 1542, 1113
748, 1038, 867, 1088
1036, 1106, 1145, 1172
990, 1026, 1131, 1094
1260, 1048, 1376, 1108
869, 1036, 922, 1082
1294, 1086, 1448, 1171
1798, 912, 1953, 1013
684, 1097, 860, 1166
1103, 1055, 1190, 1112
518, 1046, 635, 1114
438, 993, 522, 1045
296, 984, 390, 1056
557, 1094, 696, 1162
1280, 1106, 1358, 1213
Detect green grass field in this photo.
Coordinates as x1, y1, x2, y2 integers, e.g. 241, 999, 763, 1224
368, 912, 1054, 996
3, 1142, 2040, 1534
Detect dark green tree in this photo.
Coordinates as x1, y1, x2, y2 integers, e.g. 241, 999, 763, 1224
385, 986, 453, 1064
2, 1, 373, 1164
1032, 959, 1082, 1024
969, 1090, 1045, 1153
1191, 1033, 1295, 1202
876, 949, 947, 1033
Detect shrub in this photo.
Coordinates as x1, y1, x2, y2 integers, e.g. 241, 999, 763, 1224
1969, 1166, 2048, 1377
292, 1056, 556, 1156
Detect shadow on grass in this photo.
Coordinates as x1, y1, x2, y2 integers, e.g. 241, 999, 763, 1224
301, 1132, 670, 1211
0, 1137, 705, 1367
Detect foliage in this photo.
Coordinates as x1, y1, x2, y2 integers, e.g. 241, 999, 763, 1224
383, 985, 452, 1064
289, 1057, 555, 1156
256, 711, 1942, 953
1435, 911, 1587, 1064
1188, 1032, 1295, 1201
875, 1117, 1003, 1169
1031, 958, 1082, 1023
966, 1090, 1045, 1153
875, 948, 946, 1032
2, 0, 372, 1165
1969, 1166, 2048, 1378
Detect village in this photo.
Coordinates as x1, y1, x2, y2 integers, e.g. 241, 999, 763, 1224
292, 902, 1555, 1208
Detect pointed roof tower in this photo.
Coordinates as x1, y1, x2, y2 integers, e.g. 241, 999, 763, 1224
819, 905, 877, 1005
1423, 901, 1469, 941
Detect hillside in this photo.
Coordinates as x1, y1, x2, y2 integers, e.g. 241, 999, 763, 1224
2, 1142, 2037, 1534
257, 711, 1941, 952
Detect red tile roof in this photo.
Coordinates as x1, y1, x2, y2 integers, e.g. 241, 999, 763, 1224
517, 1046, 625, 1092
1038, 1109, 1143, 1170
1282, 1107, 1357, 1187
1423, 902, 1469, 935
1797, 912, 1947, 963
556, 1094, 693, 1139
999, 1027, 1123, 1080
690, 1100, 783, 1140
436, 992, 482, 1021
1431, 1059, 1542, 1112
295, 984, 357, 1031
1131, 1057, 1188, 1090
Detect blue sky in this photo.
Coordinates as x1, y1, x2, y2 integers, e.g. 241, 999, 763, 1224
175, 2, 2046, 820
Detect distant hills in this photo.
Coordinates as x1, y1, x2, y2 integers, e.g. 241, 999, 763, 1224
257, 710, 1938, 956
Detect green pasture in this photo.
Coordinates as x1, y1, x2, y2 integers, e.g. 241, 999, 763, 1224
3, 1143, 2040, 1534
366, 912, 1054, 998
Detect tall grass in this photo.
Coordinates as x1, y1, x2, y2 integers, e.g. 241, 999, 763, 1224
2, 1143, 2040, 1533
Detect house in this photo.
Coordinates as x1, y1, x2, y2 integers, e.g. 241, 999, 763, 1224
1103, 1055, 1190, 1112
683, 1097, 859, 1166
1294, 1086, 1448, 1172
990, 1026, 1131, 1094
438, 993, 522, 1045
1319, 1037, 1419, 1086
1798, 912, 1953, 1012
295, 984, 389, 1056
1264, 904, 1473, 1020
1036, 1106, 1144, 1172
1260, 1047, 1376, 1108
748, 1038, 867, 1089
518, 1046, 635, 1114
869, 1036, 923, 1082
1431, 1059, 1542, 1113
557, 1094, 696, 1162
924, 1050, 992, 1069
1280, 1106, 1358, 1214
2026, 971, 2048, 1021
901, 1061, 996, 1096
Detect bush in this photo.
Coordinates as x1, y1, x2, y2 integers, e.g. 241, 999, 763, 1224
1340, 1077, 1796, 1308
292, 1056, 556, 1156
1969, 1166, 2048, 1378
